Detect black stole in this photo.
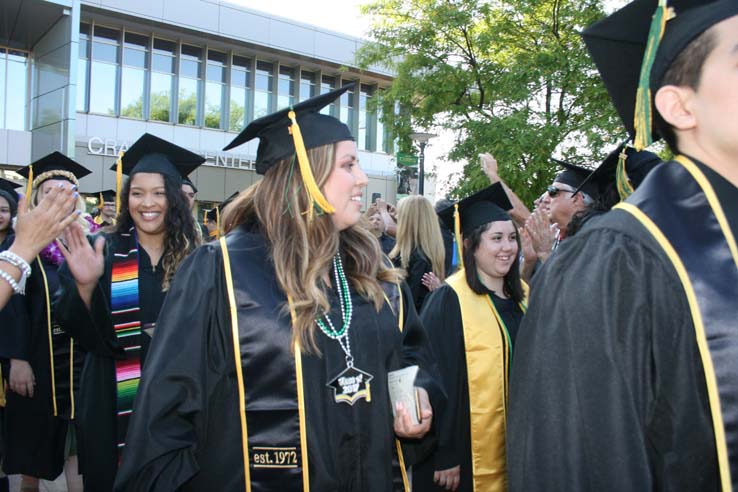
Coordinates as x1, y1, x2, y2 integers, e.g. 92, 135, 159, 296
615, 156, 738, 489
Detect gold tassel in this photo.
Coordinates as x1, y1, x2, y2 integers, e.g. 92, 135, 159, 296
25, 165, 33, 202
115, 150, 124, 216
454, 203, 463, 269
216, 206, 221, 240
616, 147, 635, 200
287, 110, 335, 220
633, 0, 670, 151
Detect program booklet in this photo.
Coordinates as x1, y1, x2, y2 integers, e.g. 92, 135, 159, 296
387, 365, 421, 425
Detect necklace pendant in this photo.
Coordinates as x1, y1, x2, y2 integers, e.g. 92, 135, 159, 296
327, 365, 374, 406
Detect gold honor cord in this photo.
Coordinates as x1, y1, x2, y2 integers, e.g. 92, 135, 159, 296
615, 202, 732, 491
115, 150, 125, 216
293, 341, 311, 492
220, 237, 251, 492
287, 110, 335, 220
69, 340, 74, 419
37, 257, 58, 416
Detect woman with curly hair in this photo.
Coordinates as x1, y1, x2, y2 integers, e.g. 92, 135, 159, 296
1, 153, 94, 492
54, 133, 204, 491
109, 85, 443, 491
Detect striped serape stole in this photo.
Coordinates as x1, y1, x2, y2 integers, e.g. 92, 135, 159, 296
111, 235, 141, 456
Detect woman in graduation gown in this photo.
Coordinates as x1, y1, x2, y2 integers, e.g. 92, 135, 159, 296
389, 195, 446, 312
0, 153, 95, 492
54, 134, 204, 491
413, 184, 527, 492
111, 84, 443, 491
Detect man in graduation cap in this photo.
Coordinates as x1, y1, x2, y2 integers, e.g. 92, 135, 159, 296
53, 133, 205, 491
114, 84, 443, 492
507, 1, 738, 490
203, 191, 238, 241
92, 189, 117, 227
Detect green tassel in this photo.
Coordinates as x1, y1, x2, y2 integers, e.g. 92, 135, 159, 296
616, 146, 635, 200
633, 0, 669, 151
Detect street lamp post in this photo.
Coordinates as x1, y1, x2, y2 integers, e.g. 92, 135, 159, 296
409, 131, 437, 195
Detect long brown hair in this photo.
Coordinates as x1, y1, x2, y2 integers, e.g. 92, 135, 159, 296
389, 195, 446, 281
222, 143, 403, 354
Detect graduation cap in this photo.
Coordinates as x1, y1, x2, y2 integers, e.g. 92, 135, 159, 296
582, 0, 738, 149
551, 158, 600, 199
17, 151, 92, 200
573, 143, 663, 200
182, 177, 198, 194
94, 189, 116, 204
204, 191, 239, 240
0, 177, 22, 198
223, 84, 355, 220
110, 133, 206, 214
437, 183, 513, 264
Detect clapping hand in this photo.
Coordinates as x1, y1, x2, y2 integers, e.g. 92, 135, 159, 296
57, 222, 106, 307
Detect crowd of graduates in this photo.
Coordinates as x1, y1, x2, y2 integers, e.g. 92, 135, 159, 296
0, 0, 737, 490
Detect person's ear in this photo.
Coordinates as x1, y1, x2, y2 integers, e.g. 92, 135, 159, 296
655, 85, 697, 131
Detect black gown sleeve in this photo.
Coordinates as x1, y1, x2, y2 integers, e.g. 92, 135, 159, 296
419, 285, 465, 471
114, 244, 229, 492
0, 286, 30, 361
506, 219, 717, 491
406, 250, 432, 312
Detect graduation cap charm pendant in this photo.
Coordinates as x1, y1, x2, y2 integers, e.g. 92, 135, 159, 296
327, 365, 373, 406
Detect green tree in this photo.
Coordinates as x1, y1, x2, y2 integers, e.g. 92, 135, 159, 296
357, 0, 624, 203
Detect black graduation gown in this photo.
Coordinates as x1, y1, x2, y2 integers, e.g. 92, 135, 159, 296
379, 233, 396, 257
413, 285, 523, 492
55, 232, 166, 491
113, 226, 444, 492
0, 255, 85, 480
506, 206, 728, 491
395, 249, 433, 313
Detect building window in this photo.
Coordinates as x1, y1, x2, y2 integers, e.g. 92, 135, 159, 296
77, 23, 90, 112
229, 55, 252, 132
178, 44, 202, 125
120, 32, 148, 119
299, 70, 316, 102
358, 84, 373, 151
0, 48, 28, 130
89, 25, 120, 115
277, 66, 295, 109
320, 75, 336, 116
340, 80, 355, 135
254, 61, 273, 119
150, 38, 175, 122
205, 49, 226, 129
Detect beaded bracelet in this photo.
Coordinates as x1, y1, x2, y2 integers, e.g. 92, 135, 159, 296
0, 267, 20, 294
0, 250, 32, 295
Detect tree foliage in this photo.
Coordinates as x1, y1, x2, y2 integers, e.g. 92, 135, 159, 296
357, 0, 626, 204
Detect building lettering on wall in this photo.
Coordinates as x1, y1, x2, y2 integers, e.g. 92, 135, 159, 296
85, 136, 256, 171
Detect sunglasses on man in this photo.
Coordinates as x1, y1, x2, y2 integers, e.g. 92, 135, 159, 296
547, 185, 577, 198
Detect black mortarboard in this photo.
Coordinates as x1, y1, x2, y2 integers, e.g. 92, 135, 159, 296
0, 177, 22, 198
573, 143, 663, 199
223, 85, 355, 220
438, 183, 513, 236
582, 0, 738, 145
551, 159, 600, 199
182, 177, 198, 194
112, 133, 205, 179
94, 189, 116, 203
204, 191, 239, 239
17, 152, 91, 199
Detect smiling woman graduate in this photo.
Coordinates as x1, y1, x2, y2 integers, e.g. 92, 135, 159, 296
111, 84, 444, 492
53, 134, 205, 491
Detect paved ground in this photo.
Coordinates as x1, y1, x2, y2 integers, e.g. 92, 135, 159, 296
8, 474, 67, 492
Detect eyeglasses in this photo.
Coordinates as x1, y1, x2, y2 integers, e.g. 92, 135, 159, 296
547, 185, 576, 198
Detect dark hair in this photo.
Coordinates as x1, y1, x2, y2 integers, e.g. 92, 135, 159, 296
567, 183, 620, 236
654, 27, 717, 153
462, 220, 524, 303
0, 190, 18, 219
115, 173, 200, 290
